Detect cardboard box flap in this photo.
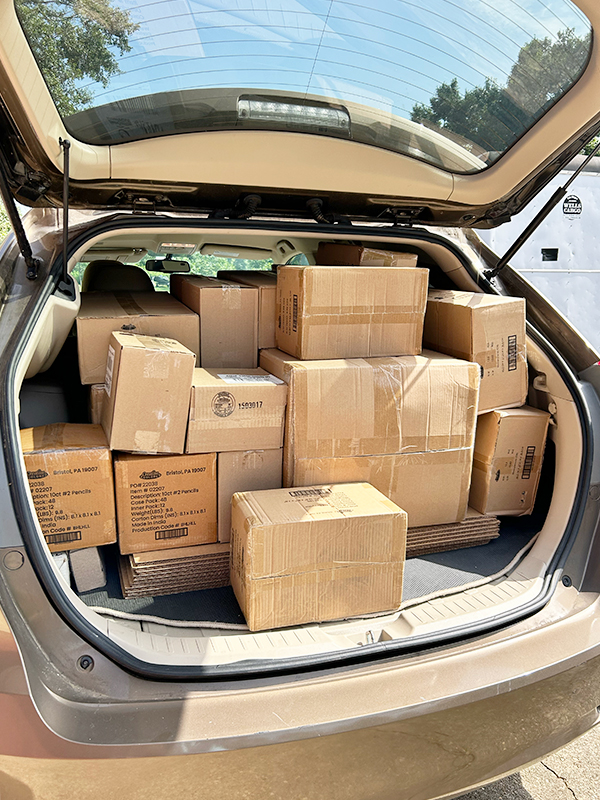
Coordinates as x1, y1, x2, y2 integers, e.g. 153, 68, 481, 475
192, 367, 284, 388
427, 290, 524, 310
20, 423, 108, 453
132, 542, 230, 564
109, 331, 194, 355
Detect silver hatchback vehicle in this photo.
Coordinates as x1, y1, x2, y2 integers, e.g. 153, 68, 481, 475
1, 0, 600, 797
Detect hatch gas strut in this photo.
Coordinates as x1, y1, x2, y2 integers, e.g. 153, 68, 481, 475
485, 138, 600, 281
57, 139, 76, 300
0, 153, 42, 280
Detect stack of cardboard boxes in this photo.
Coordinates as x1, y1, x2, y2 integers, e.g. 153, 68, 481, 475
20, 244, 551, 633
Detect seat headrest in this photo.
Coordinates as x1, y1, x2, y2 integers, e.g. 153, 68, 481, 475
81, 260, 155, 292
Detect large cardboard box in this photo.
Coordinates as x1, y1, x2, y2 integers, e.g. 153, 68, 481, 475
276, 265, 428, 360
423, 290, 527, 413
20, 424, 116, 553
77, 292, 199, 384
294, 449, 473, 528
217, 270, 277, 349
217, 449, 283, 542
186, 368, 287, 454
101, 332, 195, 454
230, 483, 407, 631
470, 406, 550, 516
170, 274, 258, 367
316, 243, 418, 267
260, 348, 480, 479
114, 451, 217, 553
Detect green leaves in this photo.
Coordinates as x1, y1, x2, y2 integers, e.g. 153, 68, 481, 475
15, 0, 138, 117
411, 29, 590, 158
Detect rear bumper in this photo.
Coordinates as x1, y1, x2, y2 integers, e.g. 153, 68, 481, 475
1, 648, 599, 800
2, 584, 600, 800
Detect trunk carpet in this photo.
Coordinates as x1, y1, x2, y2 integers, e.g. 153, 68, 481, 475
78, 520, 537, 624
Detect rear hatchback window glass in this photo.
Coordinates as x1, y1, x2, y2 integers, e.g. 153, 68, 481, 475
15, 0, 591, 172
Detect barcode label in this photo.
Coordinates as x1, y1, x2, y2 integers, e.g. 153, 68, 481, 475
155, 527, 189, 540
522, 446, 536, 479
289, 488, 332, 497
507, 335, 518, 371
292, 294, 298, 332
217, 373, 284, 385
46, 531, 82, 545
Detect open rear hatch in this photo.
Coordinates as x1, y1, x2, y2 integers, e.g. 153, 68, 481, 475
5, 219, 594, 676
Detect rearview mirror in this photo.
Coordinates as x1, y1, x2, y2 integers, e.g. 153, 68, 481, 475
145, 258, 190, 273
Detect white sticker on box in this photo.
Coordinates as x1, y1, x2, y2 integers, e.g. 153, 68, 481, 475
105, 345, 115, 397
217, 373, 284, 385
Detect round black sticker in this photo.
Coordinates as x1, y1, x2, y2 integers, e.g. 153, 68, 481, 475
212, 391, 236, 417
563, 195, 582, 218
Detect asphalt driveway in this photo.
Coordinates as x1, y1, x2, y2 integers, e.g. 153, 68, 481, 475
460, 723, 600, 799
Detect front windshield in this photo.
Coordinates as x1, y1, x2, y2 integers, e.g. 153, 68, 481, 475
15, 0, 591, 173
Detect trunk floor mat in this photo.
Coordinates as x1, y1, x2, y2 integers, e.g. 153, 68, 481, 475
79, 521, 537, 625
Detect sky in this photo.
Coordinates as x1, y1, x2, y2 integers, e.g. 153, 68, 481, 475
74, 0, 589, 121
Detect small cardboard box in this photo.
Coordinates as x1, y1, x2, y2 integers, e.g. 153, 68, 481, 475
294, 449, 473, 528
316, 243, 418, 267
217, 449, 283, 542
276, 265, 428, 360
260, 349, 480, 485
170, 274, 259, 367
77, 292, 199, 385
230, 483, 407, 631
186, 368, 287, 454
101, 332, 195, 454
20, 424, 116, 553
114, 451, 217, 553
470, 406, 550, 516
423, 290, 527, 414
89, 384, 105, 424
217, 270, 277, 349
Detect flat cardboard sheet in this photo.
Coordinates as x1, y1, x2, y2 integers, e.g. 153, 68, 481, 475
406, 509, 500, 557
120, 542, 230, 598
170, 274, 259, 367
470, 406, 550, 516
101, 331, 195, 454
423, 290, 527, 413
76, 291, 199, 384
186, 368, 287, 454
276, 265, 428, 359
230, 482, 407, 630
114, 451, 217, 553
20, 424, 117, 552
